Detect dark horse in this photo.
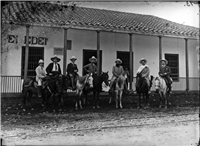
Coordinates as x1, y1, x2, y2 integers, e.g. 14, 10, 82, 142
135, 74, 154, 108
22, 75, 64, 111
83, 72, 109, 109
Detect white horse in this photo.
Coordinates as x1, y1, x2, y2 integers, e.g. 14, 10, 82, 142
154, 77, 172, 109
75, 74, 93, 110
109, 74, 126, 109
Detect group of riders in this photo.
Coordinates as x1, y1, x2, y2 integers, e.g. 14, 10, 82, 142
35, 55, 173, 98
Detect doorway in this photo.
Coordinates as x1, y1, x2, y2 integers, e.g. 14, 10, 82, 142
83, 49, 102, 75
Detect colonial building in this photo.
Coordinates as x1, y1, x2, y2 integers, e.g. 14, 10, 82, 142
1, 2, 199, 94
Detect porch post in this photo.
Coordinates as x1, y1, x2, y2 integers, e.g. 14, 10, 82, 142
24, 25, 30, 80
97, 30, 100, 75
184, 38, 189, 92
158, 36, 162, 69
129, 33, 133, 90
63, 28, 68, 75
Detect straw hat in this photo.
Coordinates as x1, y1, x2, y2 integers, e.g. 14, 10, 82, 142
51, 55, 61, 62
160, 58, 168, 64
139, 58, 147, 64
70, 56, 77, 61
89, 56, 97, 63
38, 59, 44, 64
115, 59, 122, 64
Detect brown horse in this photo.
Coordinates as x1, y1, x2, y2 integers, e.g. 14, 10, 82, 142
75, 74, 93, 110
22, 75, 64, 111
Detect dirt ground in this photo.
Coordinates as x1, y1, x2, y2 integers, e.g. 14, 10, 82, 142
1, 92, 199, 145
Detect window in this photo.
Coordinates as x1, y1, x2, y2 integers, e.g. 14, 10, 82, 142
117, 51, 133, 70
21, 46, 44, 77
165, 54, 179, 81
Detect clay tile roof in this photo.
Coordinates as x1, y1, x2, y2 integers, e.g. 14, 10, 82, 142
2, 1, 199, 39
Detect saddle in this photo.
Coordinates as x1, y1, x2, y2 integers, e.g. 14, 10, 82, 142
33, 81, 48, 89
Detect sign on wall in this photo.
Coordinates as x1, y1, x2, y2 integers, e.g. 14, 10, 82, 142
7, 35, 48, 45
54, 40, 72, 55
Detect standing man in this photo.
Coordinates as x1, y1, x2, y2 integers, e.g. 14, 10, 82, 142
159, 58, 173, 93
66, 56, 79, 90
136, 58, 151, 92
109, 59, 124, 92
35, 59, 46, 98
46, 55, 62, 77
83, 56, 98, 76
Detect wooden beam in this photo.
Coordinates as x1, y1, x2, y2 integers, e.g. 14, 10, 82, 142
24, 25, 30, 80
158, 36, 162, 70
63, 28, 68, 75
97, 30, 100, 75
129, 33, 133, 90
185, 38, 189, 92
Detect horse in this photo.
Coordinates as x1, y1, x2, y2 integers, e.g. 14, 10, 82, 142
154, 76, 171, 109
136, 74, 154, 109
109, 74, 126, 109
83, 72, 109, 109
75, 74, 93, 110
21, 75, 63, 111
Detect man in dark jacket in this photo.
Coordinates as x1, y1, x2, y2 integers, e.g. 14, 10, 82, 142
159, 59, 173, 93
66, 56, 79, 90
46, 55, 62, 77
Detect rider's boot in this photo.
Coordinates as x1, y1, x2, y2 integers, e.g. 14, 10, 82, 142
168, 84, 172, 94
37, 86, 42, 99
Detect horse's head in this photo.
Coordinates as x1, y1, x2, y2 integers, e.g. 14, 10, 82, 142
86, 74, 93, 88
136, 73, 143, 88
101, 71, 109, 86
154, 77, 160, 91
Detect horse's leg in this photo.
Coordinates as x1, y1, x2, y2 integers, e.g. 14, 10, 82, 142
93, 91, 96, 109
115, 91, 118, 109
96, 92, 100, 109
75, 92, 79, 110
146, 93, 150, 108
119, 90, 123, 109
164, 92, 168, 109
21, 89, 27, 108
159, 92, 163, 108
109, 92, 112, 104
79, 91, 83, 110
137, 93, 141, 109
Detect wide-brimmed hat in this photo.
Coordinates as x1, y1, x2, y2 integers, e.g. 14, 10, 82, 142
51, 55, 61, 62
115, 59, 122, 64
139, 58, 147, 64
89, 56, 97, 63
160, 58, 168, 64
38, 59, 44, 64
70, 56, 77, 61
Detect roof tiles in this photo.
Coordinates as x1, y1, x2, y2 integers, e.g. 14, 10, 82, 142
1, 2, 199, 38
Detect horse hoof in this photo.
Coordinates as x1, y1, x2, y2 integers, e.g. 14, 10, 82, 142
97, 106, 100, 109
93, 106, 96, 109
165, 106, 167, 109
75, 108, 78, 110
120, 106, 123, 109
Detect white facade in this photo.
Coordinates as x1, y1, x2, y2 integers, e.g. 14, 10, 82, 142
1, 25, 199, 91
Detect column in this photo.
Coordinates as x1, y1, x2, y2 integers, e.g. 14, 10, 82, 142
63, 28, 68, 75
24, 25, 30, 80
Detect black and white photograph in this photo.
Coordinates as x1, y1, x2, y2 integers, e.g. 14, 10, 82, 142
1, 1, 199, 145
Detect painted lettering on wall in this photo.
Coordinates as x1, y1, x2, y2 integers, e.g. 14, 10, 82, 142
7, 35, 48, 45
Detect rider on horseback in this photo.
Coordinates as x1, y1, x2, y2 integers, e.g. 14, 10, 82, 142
35, 59, 47, 98
109, 59, 124, 92
83, 56, 98, 76
46, 55, 62, 77
66, 56, 79, 90
136, 58, 151, 93
159, 59, 173, 93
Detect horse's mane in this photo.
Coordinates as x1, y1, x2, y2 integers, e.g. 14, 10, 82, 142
77, 74, 88, 84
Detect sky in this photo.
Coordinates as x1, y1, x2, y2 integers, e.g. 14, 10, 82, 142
78, 2, 199, 28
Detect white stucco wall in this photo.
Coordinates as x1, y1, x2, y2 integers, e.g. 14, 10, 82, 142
1, 25, 198, 91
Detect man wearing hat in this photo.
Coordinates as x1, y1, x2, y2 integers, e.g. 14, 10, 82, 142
159, 59, 173, 93
35, 59, 46, 98
46, 55, 62, 77
83, 56, 98, 75
109, 59, 124, 92
136, 58, 151, 92
66, 56, 79, 90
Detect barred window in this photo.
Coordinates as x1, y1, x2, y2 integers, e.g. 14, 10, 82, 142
117, 51, 133, 70
21, 46, 44, 78
165, 54, 179, 82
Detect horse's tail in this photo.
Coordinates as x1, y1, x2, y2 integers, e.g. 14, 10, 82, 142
149, 75, 154, 89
